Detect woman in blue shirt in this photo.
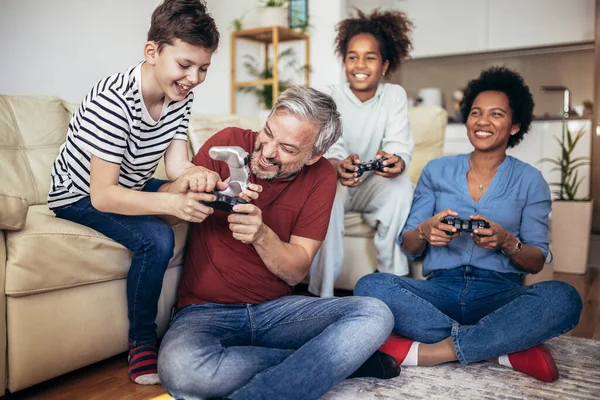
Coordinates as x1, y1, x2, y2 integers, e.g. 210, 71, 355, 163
355, 66, 582, 382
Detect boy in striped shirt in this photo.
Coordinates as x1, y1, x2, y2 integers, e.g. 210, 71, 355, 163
48, 0, 250, 385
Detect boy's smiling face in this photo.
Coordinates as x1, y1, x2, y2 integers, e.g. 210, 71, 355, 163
146, 38, 213, 102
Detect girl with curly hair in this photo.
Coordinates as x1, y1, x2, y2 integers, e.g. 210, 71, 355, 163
309, 9, 416, 297
355, 66, 582, 383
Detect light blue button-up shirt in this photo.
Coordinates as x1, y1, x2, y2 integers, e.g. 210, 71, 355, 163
399, 154, 551, 275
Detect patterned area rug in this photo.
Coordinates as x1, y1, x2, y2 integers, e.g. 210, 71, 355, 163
324, 336, 600, 399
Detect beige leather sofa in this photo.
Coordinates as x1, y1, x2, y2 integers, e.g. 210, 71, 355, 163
0, 95, 262, 395
334, 106, 448, 290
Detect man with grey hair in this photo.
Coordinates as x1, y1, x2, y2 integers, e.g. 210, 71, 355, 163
158, 86, 399, 400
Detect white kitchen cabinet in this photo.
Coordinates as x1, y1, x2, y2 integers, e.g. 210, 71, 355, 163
393, 0, 488, 58
487, 0, 595, 51
384, 0, 595, 58
441, 120, 592, 199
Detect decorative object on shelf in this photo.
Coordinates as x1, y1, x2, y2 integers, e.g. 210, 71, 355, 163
230, 15, 244, 32
238, 47, 310, 110
450, 88, 464, 122
258, 0, 288, 28
582, 100, 594, 119
230, 26, 310, 114
289, 0, 308, 30
540, 120, 592, 275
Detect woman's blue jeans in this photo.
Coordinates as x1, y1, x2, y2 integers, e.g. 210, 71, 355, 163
355, 266, 582, 364
53, 179, 173, 346
157, 295, 394, 400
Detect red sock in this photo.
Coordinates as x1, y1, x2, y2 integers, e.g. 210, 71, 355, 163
128, 344, 160, 385
506, 344, 559, 382
378, 335, 415, 365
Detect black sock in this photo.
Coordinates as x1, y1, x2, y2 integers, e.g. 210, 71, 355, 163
348, 350, 401, 379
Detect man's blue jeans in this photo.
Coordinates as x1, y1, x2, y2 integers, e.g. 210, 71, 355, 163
53, 178, 172, 346
157, 295, 394, 400
354, 267, 582, 364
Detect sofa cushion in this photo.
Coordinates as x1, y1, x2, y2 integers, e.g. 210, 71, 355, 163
406, 106, 447, 185
4, 205, 189, 297
0, 95, 71, 206
344, 212, 375, 238
0, 193, 28, 230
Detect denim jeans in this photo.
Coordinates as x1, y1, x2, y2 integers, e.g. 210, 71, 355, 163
354, 266, 582, 364
157, 295, 394, 400
53, 178, 173, 346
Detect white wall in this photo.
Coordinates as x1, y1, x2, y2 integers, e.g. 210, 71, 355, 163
0, 0, 156, 104
0, 0, 346, 116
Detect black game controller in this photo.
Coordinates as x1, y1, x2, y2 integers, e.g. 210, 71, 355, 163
204, 193, 248, 213
441, 217, 490, 235
347, 157, 395, 177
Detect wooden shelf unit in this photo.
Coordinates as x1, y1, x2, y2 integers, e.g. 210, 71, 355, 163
230, 26, 310, 114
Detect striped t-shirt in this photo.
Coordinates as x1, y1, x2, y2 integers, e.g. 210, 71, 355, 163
48, 62, 193, 210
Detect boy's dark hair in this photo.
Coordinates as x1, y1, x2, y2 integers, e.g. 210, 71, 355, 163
460, 66, 535, 148
148, 0, 219, 52
334, 9, 413, 76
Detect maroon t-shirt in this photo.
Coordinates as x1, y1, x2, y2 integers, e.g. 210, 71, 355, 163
177, 127, 337, 307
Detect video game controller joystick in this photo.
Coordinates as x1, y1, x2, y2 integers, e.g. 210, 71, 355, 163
202, 146, 250, 213
441, 217, 490, 235
346, 157, 395, 177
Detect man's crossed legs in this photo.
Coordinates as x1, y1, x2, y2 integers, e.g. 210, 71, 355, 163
158, 295, 394, 400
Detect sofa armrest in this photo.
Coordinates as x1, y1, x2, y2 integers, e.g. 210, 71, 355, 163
0, 193, 28, 231
0, 230, 7, 396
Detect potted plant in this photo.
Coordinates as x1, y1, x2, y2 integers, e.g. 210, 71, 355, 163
540, 121, 592, 274
258, 0, 288, 28
230, 15, 244, 32
237, 47, 310, 111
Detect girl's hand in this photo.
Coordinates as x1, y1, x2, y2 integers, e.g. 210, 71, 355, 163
337, 154, 362, 187
373, 150, 404, 178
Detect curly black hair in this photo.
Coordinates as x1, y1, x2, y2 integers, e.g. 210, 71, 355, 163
460, 66, 534, 148
334, 9, 413, 75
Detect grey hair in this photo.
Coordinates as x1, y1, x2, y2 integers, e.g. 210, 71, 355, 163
270, 86, 342, 157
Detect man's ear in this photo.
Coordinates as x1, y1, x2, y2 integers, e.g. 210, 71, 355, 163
144, 41, 159, 65
510, 124, 520, 135
305, 154, 322, 166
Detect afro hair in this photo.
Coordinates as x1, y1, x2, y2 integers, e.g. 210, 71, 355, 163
334, 9, 413, 75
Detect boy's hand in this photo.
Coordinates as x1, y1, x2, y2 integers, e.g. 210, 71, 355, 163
227, 203, 265, 244
178, 166, 227, 193
373, 150, 404, 179
169, 191, 216, 223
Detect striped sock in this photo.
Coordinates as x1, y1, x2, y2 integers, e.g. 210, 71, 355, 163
128, 344, 160, 385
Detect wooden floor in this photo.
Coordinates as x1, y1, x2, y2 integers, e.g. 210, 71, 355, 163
6, 265, 600, 400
